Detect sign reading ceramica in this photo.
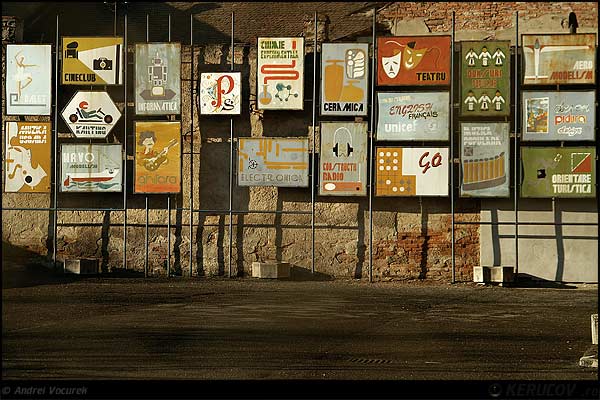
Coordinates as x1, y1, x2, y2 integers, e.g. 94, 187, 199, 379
61, 91, 122, 138
62, 36, 123, 85
134, 122, 181, 193
376, 147, 448, 197
5, 44, 52, 115
321, 43, 369, 116
61, 144, 122, 192
257, 37, 304, 110
460, 123, 510, 198
319, 122, 368, 196
522, 91, 595, 141
522, 33, 596, 85
4, 122, 51, 193
135, 43, 181, 115
377, 92, 449, 141
377, 36, 451, 86
238, 138, 308, 187
200, 72, 241, 115
521, 147, 596, 198
461, 40, 510, 117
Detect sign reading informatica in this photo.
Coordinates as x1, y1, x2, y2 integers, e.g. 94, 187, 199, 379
135, 43, 181, 115
61, 37, 123, 85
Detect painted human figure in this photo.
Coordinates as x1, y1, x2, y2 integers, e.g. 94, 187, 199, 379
465, 48, 478, 66
492, 90, 505, 111
464, 90, 478, 111
13, 50, 36, 99
492, 48, 506, 66
478, 46, 492, 67
479, 92, 492, 111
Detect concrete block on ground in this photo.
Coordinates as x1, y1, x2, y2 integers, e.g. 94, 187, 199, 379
473, 266, 491, 283
64, 258, 99, 275
489, 266, 514, 283
252, 261, 290, 279
579, 345, 598, 369
592, 314, 598, 345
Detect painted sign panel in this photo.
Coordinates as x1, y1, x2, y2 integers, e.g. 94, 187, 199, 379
521, 147, 596, 198
60, 144, 122, 192
460, 40, 510, 117
135, 43, 181, 115
460, 123, 510, 198
522, 91, 595, 141
376, 92, 449, 141
4, 122, 51, 193
375, 147, 448, 196
200, 72, 241, 115
61, 36, 123, 85
377, 36, 451, 86
238, 138, 308, 187
257, 37, 304, 110
319, 122, 368, 196
522, 33, 596, 85
5, 44, 52, 115
321, 43, 369, 116
61, 91, 121, 138
134, 122, 181, 193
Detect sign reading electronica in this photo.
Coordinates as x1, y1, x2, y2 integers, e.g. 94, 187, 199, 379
257, 37, 304, 110
62, 37, 123, 85
60, 144, 122, 192
238, 138, 308, 187
460, 122, 510, 198
135, 43, 181, 115
4, 122, 51, 193
377, 36, 451, 86
134, 122, 181, 193
521, 147, 596, 198
522, 91, 595, 141
5, 44, 52, 115
321, 43, 369, 116
522, 33, 596, 85
200, 72, 241, 115
61, 91, 121, 138
376, 92, 449, 141
319, 122, 368, 196
375, 147, 448, 197
461, 40, 510, 117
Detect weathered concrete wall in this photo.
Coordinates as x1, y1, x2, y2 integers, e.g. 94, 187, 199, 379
3, 2, 598, 281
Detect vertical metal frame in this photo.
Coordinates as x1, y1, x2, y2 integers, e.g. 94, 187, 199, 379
189, 14, 194, 277
368, 7, 376, 283
123, 7, 128, 271
514, 11, 520, 278
144, 13, 149, 277
52, 15, 59, 269
311, 11, 317, 274
450, 12, 456, 283
228, 12, 235, 277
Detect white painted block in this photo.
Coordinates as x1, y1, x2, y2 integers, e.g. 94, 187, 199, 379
489, 266, 514, 283
473, 266, 490, 283
64, 258, 98, 275
252, 261, 290, 279
592, 314, 598, 345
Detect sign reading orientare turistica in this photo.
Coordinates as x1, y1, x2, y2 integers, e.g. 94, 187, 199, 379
521, 147, 596, 198
461, 40, 510, 117
61, 91, 122, 138
61, 36, 124, 85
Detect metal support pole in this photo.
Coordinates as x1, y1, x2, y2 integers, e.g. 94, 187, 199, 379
167, 196, 171, 276
450, 11, 456, 284
189, 14, 194, 277
53, 15, 59, 269
368, 8, 376, 283
514, 12, 520, 279
145, 196, 149, 277
228, 11, 234, 278
311, 11, 317, 274
123, 8, 128, 271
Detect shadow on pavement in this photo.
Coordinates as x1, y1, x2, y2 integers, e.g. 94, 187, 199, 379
289, 265, 334, 281
509, 273, 578, 289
